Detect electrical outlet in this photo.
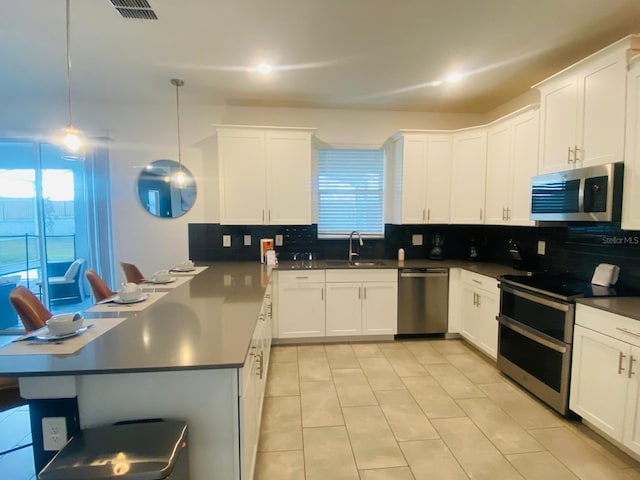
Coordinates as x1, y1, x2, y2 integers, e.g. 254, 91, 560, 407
223, 235, 232, 247
42, 417, 67, 451
537, 240, 546, 255
275, 234, 283, 247
244, 235, 252, 246
412, 234, 423, 246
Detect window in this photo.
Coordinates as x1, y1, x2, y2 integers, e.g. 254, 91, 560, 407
317, 148, 385, 238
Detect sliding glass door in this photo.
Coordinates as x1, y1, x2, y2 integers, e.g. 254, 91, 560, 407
0, 140, 111, 333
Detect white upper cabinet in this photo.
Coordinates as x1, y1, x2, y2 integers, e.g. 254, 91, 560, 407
623, 54, 640, 230
485, 107, 539, 226
391, 132, 452, 224
450, 128, 487, 224
485, 121, 512, 225
536, 35, 640, 174
216, 126, 314, 225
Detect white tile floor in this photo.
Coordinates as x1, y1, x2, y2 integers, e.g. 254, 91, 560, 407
0, 405, 35, 480
257, 339, 640, 480
3, 338, 640, 480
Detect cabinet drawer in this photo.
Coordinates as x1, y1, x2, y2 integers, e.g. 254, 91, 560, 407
278, 270, 325, 285
460, 270, 498, 293
325, 268, 397, 283
576, 304, 640, 347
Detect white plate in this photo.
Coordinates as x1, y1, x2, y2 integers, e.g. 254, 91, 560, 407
113, 294, 147, 304
36, 325, 90, 342
147, 277, 176, 284
171, 267, 195, 272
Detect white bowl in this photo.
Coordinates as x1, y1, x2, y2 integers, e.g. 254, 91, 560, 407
46, 313, 83, 336
153, 270, 172, 282
118, 288, 142, 302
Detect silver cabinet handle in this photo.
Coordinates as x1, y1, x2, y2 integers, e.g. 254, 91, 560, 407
567, 146, 573, 164
506, 207, 511, 221
262, 209, 265, 223
619, 351, 627, 374
574, 145, 580, 163
472, 279, 482, 285
256, 351, 264, 379
476, 293, 481, 307
295, 276, 309, 280
321, 287, 324, 301
422, 209, 426, 221
480, 208, 483, 221
268, 209, 271, 222
502, 207, 506, 221
630, 355, 637, 379
358, 286, 361, 299
427, 208, 430, 221
364, 287, 367, 300
616, 327, 640, 338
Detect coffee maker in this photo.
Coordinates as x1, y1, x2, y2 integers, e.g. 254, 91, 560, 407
429, 234, 445, 260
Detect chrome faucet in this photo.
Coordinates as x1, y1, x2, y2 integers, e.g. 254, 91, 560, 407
349, 231, 363, 262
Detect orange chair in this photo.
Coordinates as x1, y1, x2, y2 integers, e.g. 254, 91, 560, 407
9, 285, 52, 332
86, 269, 116, 302
120, 262, 145, 284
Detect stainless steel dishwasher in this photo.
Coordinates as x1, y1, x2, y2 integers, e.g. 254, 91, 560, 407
397, 268, 449, 334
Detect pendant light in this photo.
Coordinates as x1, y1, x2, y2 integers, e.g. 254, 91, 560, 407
171, 78, 186, 187
61, 0, 83, 153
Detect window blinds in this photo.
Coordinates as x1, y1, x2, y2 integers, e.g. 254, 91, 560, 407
317, 148, 385, 238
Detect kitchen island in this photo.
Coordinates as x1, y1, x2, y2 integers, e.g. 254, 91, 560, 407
0, 262, 272, 480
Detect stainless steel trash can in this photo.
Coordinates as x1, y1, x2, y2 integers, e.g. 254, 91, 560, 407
38, 419, 189, 480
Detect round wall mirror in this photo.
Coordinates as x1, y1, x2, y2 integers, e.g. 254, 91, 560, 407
137, 159, 197, 218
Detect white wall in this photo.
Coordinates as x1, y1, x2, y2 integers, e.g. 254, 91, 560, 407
0, 99, 493, 279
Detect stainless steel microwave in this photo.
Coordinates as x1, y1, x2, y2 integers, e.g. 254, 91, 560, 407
530, 162, 624, 222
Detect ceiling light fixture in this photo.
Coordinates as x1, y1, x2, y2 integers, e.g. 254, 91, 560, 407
61, 0, 83, 154
444, 72, 464, 83
256, 62, 273, 75
170, 78, 187, 187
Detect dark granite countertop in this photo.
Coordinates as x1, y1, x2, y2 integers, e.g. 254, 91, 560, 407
276, 259, 524, 279
0, 262, 269, 377
0, 259, 522, 378
576, 297, 640, 321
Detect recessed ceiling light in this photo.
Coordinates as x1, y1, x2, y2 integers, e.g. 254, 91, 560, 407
255, 63, 273, 74
444, 72, 464, 83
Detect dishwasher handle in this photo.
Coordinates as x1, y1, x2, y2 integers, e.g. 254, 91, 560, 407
400, 270, 448, 278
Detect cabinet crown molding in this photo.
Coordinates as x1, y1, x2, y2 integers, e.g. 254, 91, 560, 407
533, 34, 640, 90
212, 124, 316, 133
390, 103, 540, 140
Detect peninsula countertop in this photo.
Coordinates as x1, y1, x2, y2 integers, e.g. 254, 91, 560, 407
0, 259, 523, 378
0, 262, 270, 377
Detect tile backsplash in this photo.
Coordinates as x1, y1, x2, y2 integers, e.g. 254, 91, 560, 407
189, 223, 640, 289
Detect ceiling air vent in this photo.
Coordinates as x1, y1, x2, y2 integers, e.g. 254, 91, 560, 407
109, 0, 158, 20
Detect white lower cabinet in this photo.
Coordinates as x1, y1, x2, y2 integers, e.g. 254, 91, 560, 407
240, 288, 272, 480
325, 269, 398, 337
277, 270, 325, 338
361, 282, 398, 335
276, 269, 397, 339
570, 304, 640, 456
458, 271, 499, 359
325, 279, 398, 336
325, 282, 362, 335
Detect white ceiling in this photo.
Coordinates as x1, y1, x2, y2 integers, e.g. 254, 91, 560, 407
2, 0, 640, 113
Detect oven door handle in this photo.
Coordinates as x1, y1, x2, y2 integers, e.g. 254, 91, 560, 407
500, 284, 571, 312
498, 315, 568, 353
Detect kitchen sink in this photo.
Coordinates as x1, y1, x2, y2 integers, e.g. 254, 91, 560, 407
325, 260, 386, 267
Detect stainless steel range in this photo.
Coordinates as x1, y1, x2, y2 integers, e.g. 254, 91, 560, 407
497, 273, 636, 415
